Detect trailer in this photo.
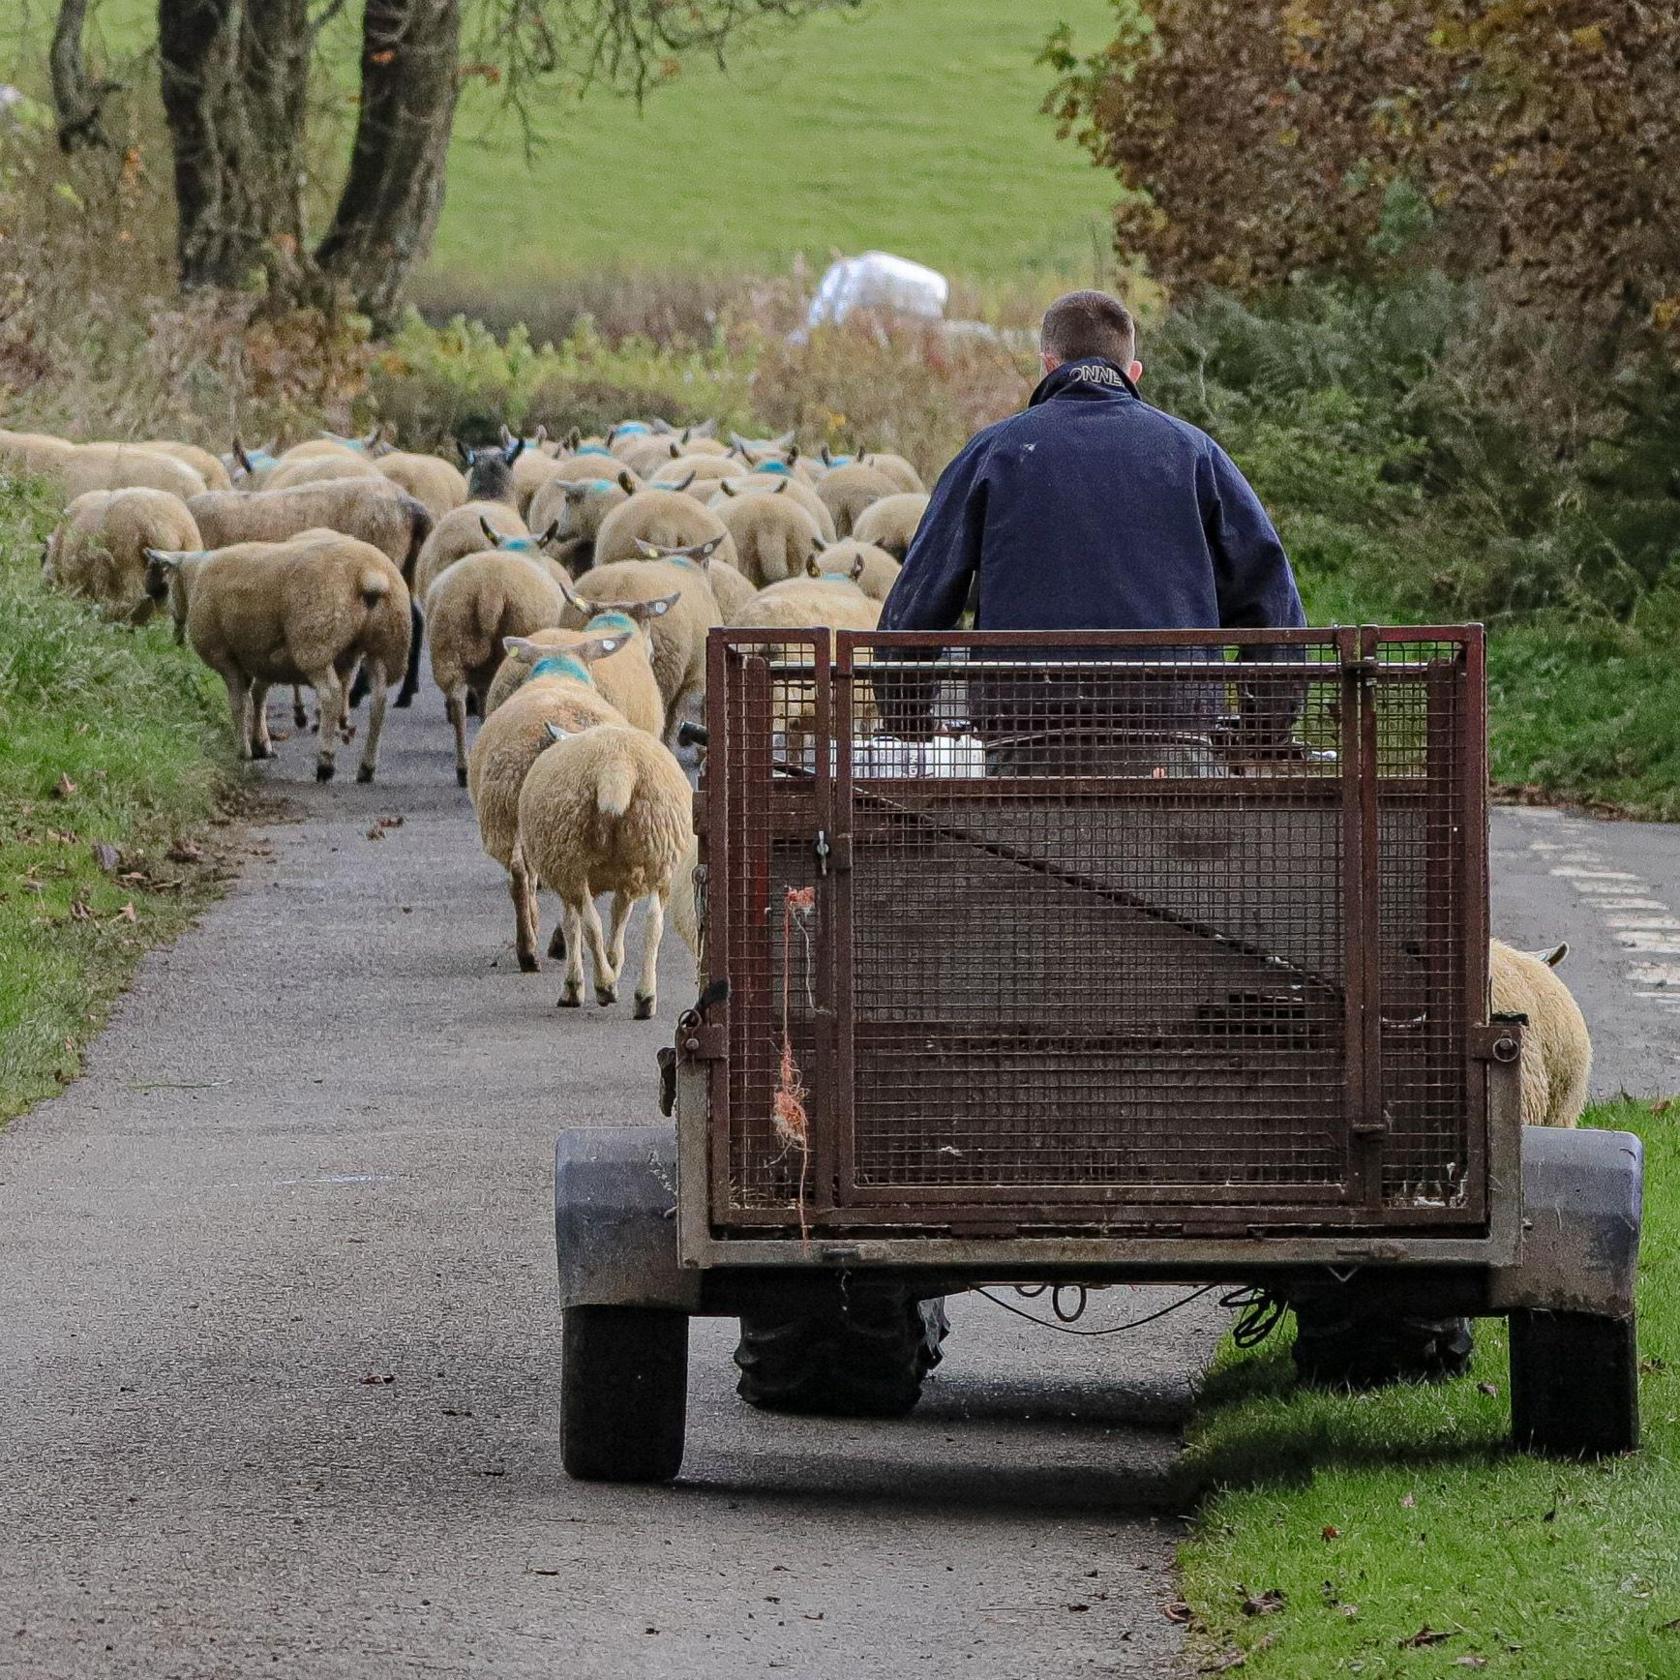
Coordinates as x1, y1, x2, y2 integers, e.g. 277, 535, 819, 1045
555, 627, 1641, 1481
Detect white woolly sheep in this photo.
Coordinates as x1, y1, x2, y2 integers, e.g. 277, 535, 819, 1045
54, 443, 207, 503
632, 535, 755, 618
413, 500, 528, 604
709, 481, 825, 587
730, 469, 837, 540
376, 451, 468, 519
1490, 939, 1592, 1127
809, 536, 902, 602
144, 532, 410, 783
816, 462, 900, 537
426, 550, 567, 784
468, 635, 631, 966
850, 492, 929, 562
0, 428, 76, 476
132, 441, 233, 493
526, 472, 633, 565
853, 450, 925, 494
567, 555, 722, 740
511, 721, 693, 1014
594, 486, 743, 574
261, 453, 387, 493
459, 437, 527, 505
44, 488, 201, 623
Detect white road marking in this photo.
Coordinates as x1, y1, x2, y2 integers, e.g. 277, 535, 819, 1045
1603, 914, 1680, 930
1550, 866, 1643, 881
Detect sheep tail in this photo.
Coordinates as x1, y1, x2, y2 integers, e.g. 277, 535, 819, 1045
595, 756, 637, 819
359, 566, 392, 606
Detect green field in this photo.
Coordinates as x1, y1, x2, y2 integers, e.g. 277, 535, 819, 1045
4, 0, 1116, 282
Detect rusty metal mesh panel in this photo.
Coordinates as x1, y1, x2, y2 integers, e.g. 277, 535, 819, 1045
704, 629, 1485, 1233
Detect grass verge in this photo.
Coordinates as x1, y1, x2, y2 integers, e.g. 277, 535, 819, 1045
0, 474, 237, 1122
1178, 1099, 1678, 1678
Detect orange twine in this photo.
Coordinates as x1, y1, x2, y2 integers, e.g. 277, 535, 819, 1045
774, 885, 817, 1240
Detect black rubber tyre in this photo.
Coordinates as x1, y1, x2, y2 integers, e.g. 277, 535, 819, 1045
561, 1306, 688, 1482
1291, 1287, 1474, 1390
1509, 1309, 1639, 1458
735, 1286, 948, 1417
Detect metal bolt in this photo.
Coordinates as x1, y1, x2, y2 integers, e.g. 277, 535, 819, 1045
1492, 1036, 1520, 1063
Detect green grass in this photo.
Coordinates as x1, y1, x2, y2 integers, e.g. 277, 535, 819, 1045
7, 0, 1116, 282
0, 475, 233, 1121
1178, 1100, 1680, 1678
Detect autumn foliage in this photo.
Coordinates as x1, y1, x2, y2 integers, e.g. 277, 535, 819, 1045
1045, 1, 1680, 333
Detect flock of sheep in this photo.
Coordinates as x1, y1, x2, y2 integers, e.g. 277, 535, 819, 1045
6, 417, 929, 1016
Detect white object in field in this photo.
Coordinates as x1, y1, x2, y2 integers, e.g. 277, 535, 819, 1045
805, 252, 950, 331
810, 733, 987, 779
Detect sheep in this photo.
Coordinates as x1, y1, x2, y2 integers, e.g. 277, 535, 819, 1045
515, 445, 630, 514
669, 834, 702, 964
225, 438, 281, 489
512, 721, 693, 1014
526, 473, 632, 566
376, 451, 468, 519
816, 461, 900, 537
567, 556, 722, 740
143, 531, 410, 783
425, 550, 566, 784
273, 437, 364, 466
709, 481, 824, 587
132, 441, 234, 493
413, 500, 528, 605
468, 634, 631, 967
262, 452, 387, 493
1490, 939, 1592, 1127
53, 443, 207, 502
0, 427, 76, 476
620, 437, 688, 480
728, 470, 837, 541
809, 536, 902, 602
188, 478, 432, 707
606, 421, 658, 461
850, 491, 930, 562
594, 485, 743, 574
43, 488, 201, 623
472, 517, 593, 589
460, 437, 525, 505
829, 446, 924, 495
656, 454, 740, 489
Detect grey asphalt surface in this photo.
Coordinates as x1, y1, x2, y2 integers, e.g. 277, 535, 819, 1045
4, 677, 1675, 1680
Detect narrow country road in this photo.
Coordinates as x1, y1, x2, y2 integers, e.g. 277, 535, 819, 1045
3, 675, 1675, 1679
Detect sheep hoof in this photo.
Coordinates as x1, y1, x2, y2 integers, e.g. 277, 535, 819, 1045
595, 985, 618, 1008
455, 766, 468, 788
633, 994, 656, 1020
394, 692, 415, 710
292, 709, 307, 728
316, 761, 335, 783
518, 951, 540, 974
558, 988, 582, 1009
356, 765, 375, 784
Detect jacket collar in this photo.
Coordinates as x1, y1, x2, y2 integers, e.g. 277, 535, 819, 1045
1027, 356, 1141, 407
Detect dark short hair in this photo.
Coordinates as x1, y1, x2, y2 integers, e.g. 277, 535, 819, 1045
1040, 290, 1137, 366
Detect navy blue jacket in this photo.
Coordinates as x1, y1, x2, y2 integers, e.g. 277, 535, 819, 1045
880, 358, 1305, 638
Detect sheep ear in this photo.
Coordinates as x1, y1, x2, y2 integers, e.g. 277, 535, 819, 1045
730, 432, 753, 454
457, 440, 474, 465
821, 444, 835, 466
672, 471, 696, 493
629, 592, 680, 623
679, 427, 692, 445
719, 479, 738, 496
605, 425, 619, 446
533, 424, 549, 447
576, 633, 626, 663
563, 482, 588, 503
506, 436, 526, 464
810, 533, 828, 552
785, 444, 801, 466
849, 555, 866, 582
500, 423, 515, 447
772, 429, 796, 449
650, 417, 674, 435
693, 417, 718, 439
232, 438, 253, 473
1536, 942, 1570, 968
805, 555, 823, 579
544, 722, 572, 744
144, 548, 186, 571
565, 426, 581, 450
633, 538, 668, 560
666, 441, 682, 458
363, 425, 383, 451
617, 469, 637, 496
503, 635, 542, 663
478, 514, 502, 546
773, 478, 787, 495
537, 520, 563, 546
691, 535, 726, 565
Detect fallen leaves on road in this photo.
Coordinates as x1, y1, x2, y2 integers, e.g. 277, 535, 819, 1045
69, 897, 92, 921
1163, 1601, 1195, 1623
52, 773, 77, 799
366, 816, 404, 841
167, 839, 204, 863
358, 1373, 395, 1385
1477, 1381, 1500, 1397
115, 901, 137, 923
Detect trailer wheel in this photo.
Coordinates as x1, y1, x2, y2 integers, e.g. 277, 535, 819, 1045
1290, 1288, 1473, 1389
561, 1306, 688, 1482
735, 1286, 948, 1417
1509, 1309, 1638, 1459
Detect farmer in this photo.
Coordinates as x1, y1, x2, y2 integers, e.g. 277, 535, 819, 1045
878, 290, 1306, 767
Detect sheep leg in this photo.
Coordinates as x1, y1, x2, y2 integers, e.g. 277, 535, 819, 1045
311, 668, 345, 782
445, 688, 469, 787
291, 685, 308, 729
395, 601, 422, 709
547, 921, 566, 960
347, 659, 369, 710
248, 682, 275, 760
606, 891, 634, 979
356, 661, 390, 784
220, 670, 253, 761
581, 894, 617, 1007
634, 889, 667, 1020
558, 901, 586, 1007
510, 840, 541, 974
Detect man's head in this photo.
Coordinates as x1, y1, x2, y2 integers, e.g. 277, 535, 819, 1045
1039, 290, 1142, 384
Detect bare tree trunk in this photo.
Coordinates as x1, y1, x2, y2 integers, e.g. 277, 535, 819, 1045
315, 0, 461, 324
50, 0, 120, 150
157, 0, 311, 292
